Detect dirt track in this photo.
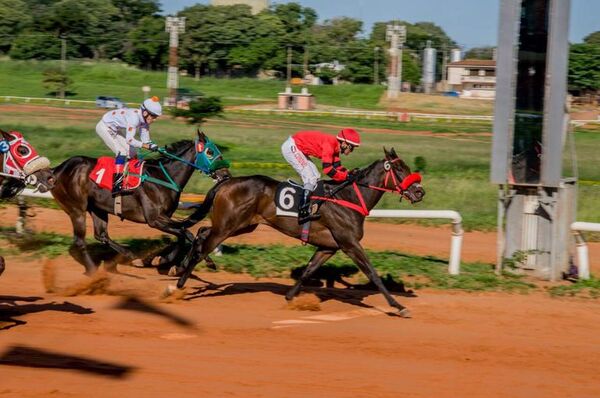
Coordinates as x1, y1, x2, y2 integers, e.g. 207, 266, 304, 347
1, 206, 600, 397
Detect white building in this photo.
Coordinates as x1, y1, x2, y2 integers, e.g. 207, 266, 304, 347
447, 59, 496, 99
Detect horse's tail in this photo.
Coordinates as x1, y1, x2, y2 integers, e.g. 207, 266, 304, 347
179, 179, 227, 228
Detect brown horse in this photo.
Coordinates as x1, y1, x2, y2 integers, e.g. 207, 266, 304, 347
174, 147, 425, 317
51, 131, 230, 274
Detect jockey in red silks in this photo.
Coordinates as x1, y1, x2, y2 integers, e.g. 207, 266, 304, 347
281, 128, 361, 224
95, 96, 162, 196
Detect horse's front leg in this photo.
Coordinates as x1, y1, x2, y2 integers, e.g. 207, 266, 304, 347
340, 242, 411, 318
0, 256, 5, 277
146, 214, 198, 267
90, 211, 136, 262
285, 248, 337, 301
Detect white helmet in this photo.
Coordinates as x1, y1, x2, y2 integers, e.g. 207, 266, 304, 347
141, 96, 162, 116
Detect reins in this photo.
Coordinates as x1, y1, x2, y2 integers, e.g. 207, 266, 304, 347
311, 159, 422, 216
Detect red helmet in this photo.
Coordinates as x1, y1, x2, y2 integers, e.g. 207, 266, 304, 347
337, 128, 361, 147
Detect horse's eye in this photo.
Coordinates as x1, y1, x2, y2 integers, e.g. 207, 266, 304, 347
205, 148, 214, 158
17, 145, 30, 156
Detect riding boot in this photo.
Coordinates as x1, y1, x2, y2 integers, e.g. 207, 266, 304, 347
111, 172, 124, 197
298, 189, 320, 225
112, 155, 126, 197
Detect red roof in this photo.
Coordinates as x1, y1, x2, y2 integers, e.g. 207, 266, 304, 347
448, 59, 496, 67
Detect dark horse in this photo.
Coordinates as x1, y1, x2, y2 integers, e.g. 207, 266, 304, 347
0, 129, 55, 277
174, 147, 425, 317
51, 131, 230, 274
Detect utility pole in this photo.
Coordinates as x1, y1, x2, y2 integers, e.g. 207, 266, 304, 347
386, 24, 406, 98
165, 16, 186, 107
303, 46, 309, 78
441, 46, 448, 91
286, 46, 292, 87
373, 46, 380, 85
60, 35, 67, 99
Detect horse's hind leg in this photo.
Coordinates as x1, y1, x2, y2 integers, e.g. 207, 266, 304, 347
285, 248, 336, 301
0, 256, 5, 277
176, 229, 230, 289
90, 210, 136, 261
341, 242, 410, 318
68, 213, 98, 275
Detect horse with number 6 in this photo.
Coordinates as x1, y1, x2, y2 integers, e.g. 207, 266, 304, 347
172, 147, 425, 317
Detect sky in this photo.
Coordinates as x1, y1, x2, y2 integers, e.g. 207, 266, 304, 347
160, 0, 600, 49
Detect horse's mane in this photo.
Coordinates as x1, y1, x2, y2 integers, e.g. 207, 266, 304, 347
163, 139, 193, 156
322, 159, 380, 188
143, 139, 193, 164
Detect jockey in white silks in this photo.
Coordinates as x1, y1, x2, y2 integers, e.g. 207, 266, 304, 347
95, 96, 162, 196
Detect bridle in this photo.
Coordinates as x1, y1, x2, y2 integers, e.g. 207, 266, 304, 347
366, 158, 422, 195
312, 158, 422, 216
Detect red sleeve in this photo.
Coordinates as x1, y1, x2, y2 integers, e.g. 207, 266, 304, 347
321, 140, 348, 181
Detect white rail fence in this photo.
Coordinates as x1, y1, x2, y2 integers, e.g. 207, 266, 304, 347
571, 222, 600, 280
16, 189, 464, 274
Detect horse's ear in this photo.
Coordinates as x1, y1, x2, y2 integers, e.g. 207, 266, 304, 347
0, 129, 7, 139
390, 147, 399, 159
383, 146, 391, 159
197, 129, 207, 142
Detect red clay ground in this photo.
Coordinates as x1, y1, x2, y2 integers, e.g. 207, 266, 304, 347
1, 206, 600, 397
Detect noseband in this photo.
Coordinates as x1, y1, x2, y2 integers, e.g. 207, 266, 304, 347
367, 159, 422, 195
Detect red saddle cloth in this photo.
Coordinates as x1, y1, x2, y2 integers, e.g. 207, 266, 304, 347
89, 157, 144, 191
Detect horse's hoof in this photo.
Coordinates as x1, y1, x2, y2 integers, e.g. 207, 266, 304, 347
168, 266, 181, 277
398, 308, 411, 318
131, 258, 144, 268
151, 256, 162, 266
205, 261, 217, 271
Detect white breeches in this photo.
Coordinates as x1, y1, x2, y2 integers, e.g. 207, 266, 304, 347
281, 136, 320, 191
95, 121, 131, 157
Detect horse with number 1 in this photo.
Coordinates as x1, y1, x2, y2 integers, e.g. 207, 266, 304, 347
51, 131, 230, 274
173, 147, 425, 317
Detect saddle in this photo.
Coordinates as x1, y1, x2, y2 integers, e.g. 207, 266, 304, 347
89, 157, 145, 193
274, 180, 326, 217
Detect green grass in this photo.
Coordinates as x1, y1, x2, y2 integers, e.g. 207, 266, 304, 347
0, 227, 537, 293
548, 278, 600, 298
0, 59, 384, 109
3, 104, 600, 229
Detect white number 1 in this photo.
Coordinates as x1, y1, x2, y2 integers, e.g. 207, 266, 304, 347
95, 168, 106, 184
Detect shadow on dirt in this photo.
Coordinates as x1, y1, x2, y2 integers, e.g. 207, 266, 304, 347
113, 296, 195, 328
0, 345, 134, 378
183, 267, 416, 310
0, 296, 93, 331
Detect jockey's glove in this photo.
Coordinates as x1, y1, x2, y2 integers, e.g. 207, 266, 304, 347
148, 143, 159, 152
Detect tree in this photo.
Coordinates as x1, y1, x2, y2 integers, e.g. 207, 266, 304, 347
42, 67, 73, 98
464, 46, 495, 60
111, 0, 160, 25
171, 97, 224, 126
0, 0, 31, 53
568, 43, 600, 93
9, 33, 61, 60
45, 0, 120, 59
124, 15, 168, 70
228, 12, 286, 74
179, 4, 256, 76
583, 31, 600, 46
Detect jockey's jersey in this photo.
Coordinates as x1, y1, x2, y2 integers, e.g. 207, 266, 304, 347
101, 108, 150, 148
292, 131, 348, 181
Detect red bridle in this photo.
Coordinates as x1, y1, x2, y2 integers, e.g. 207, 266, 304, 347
367, 158, 422, 194
311, 159, 422, 216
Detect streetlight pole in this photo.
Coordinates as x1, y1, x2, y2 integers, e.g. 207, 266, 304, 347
165, 16, 186, 107
386, 24, 406, 98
